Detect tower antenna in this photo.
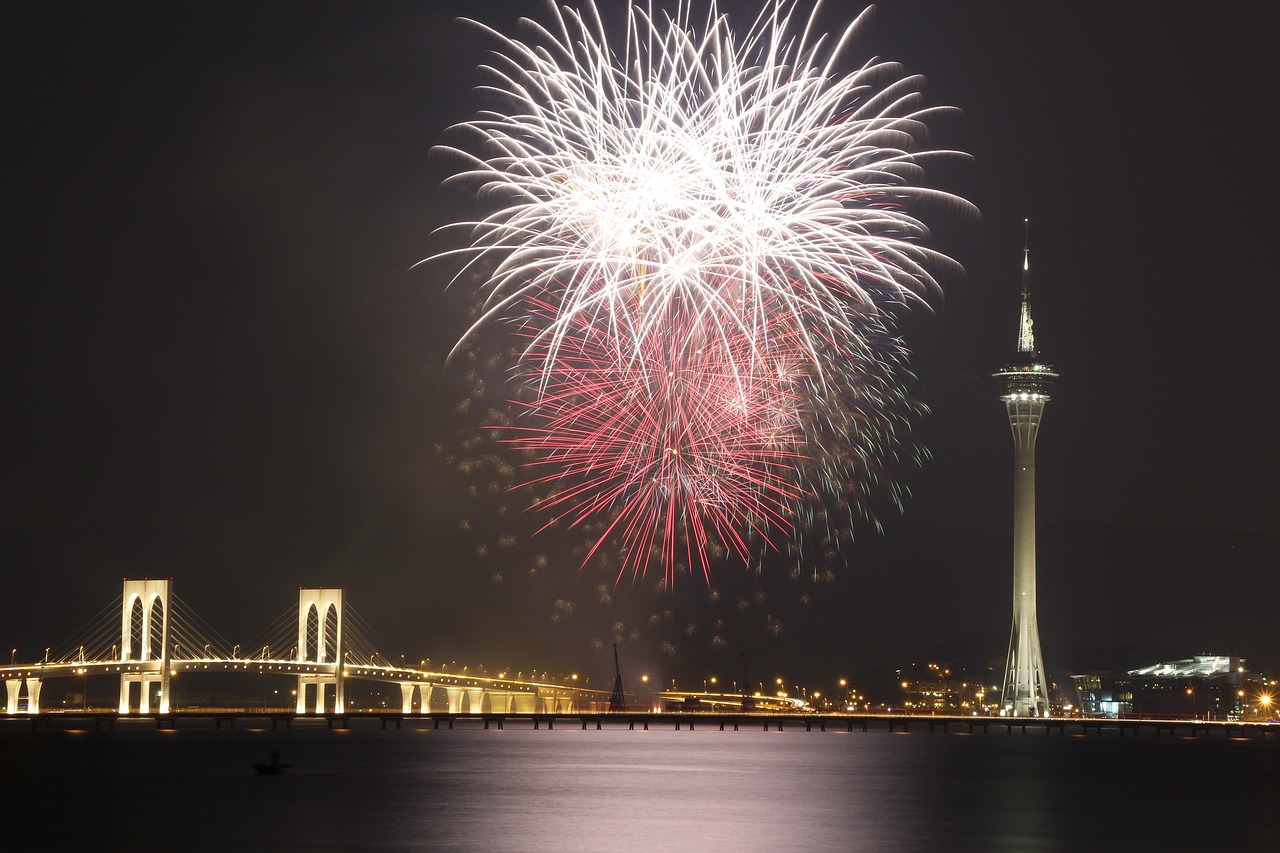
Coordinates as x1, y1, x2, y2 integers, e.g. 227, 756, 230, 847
1017, 218, 1035, 354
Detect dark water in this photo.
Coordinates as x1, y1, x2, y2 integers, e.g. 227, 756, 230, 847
2, 720, 1276, 852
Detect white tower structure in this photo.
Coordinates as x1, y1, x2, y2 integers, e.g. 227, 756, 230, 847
118, 578, 172, 714
296, 587, 346, 714
993, 222, 1057, 717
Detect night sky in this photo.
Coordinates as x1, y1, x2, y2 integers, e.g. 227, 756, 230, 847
5, 1, 1276, 692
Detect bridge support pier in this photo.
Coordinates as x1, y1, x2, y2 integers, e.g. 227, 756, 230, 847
4, 678, 42, 714
296, 677, 343, 715
536, 688, 575, 714
439, 685, 499, 714
119, 671, 167, 715
399, 682, 426, 713
487, 689, 524, 714
509, 692, 537, 714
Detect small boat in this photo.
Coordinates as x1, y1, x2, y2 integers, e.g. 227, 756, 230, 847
255, 752, 289, 775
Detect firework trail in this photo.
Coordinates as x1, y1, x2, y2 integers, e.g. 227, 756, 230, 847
426, 0, 973, 585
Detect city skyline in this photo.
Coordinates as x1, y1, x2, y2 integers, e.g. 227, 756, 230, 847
4, 1, 1277, 687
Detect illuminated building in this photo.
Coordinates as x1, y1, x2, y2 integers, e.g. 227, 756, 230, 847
1070, 655, 1270, 720
994, 223, 1057, 717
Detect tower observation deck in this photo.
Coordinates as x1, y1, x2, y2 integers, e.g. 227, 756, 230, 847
993, 222, 1057, 717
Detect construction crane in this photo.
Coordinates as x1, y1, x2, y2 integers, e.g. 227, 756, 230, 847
609, 643, 627, 711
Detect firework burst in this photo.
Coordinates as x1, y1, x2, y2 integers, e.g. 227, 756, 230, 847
426, 0, 973, 585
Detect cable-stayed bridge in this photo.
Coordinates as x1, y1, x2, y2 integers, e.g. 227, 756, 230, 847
1, 578, 590, 716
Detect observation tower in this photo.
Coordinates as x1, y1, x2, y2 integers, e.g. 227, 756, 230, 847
993, 222, 1057, 717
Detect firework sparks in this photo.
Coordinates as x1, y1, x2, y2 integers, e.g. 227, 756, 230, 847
426, 1, 973, 584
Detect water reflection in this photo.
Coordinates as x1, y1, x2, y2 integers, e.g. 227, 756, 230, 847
2, 725, 1276, 851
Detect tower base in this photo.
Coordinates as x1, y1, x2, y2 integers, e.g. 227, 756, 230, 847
1000, 618, 1049, 717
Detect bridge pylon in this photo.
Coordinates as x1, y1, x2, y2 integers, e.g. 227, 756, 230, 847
295, 588, 345, 714
118, 578, 172, 714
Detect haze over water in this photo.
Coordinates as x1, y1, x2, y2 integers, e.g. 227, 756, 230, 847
2, 723, 1276, 851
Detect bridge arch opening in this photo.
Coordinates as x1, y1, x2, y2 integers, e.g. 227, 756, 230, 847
148, 597, 164, 661
323, 603, 338, 663
305, 605, 319, 662
127, 596, 145, 661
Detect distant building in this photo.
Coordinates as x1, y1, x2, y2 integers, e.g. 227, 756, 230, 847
1070, 655, 1270, 720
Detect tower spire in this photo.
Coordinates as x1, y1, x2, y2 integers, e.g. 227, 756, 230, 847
1017, 218, 1035, 354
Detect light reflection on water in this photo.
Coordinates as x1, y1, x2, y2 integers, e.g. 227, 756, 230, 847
2, 725, 1276, 851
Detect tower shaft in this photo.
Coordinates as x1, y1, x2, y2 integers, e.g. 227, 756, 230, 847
1002, 400, 1048, 716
